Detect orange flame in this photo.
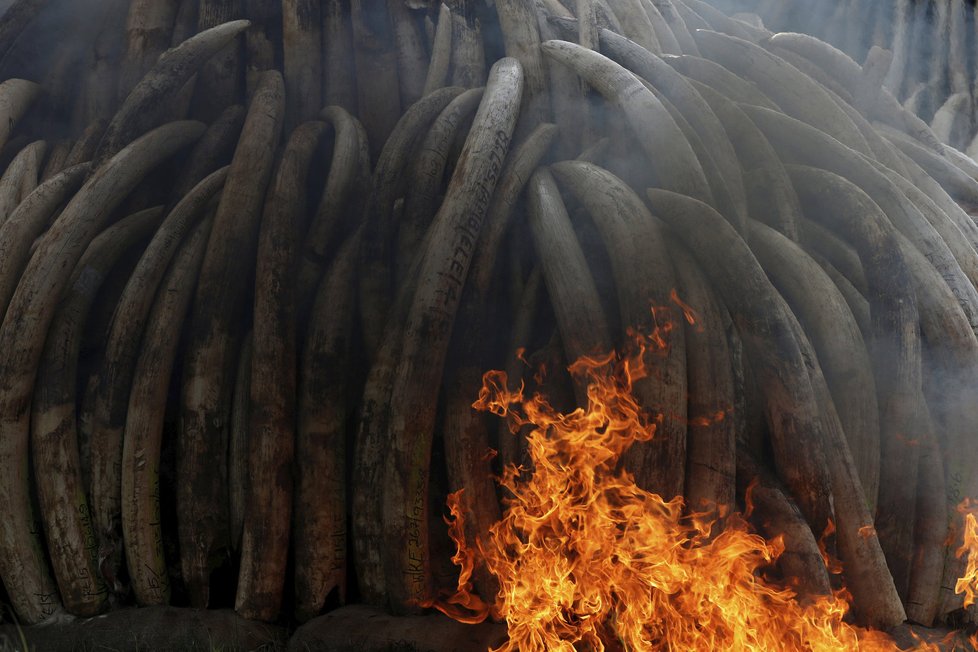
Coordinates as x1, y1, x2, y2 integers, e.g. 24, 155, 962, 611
954, 499, 978, 608
669, 288, 700, 329
689, 409, 727, 428
744, 477, 759, 520
858, 525, 877, 540
818, 519, 843, 577
419, 490, 491, 624
430, 307, 977, 651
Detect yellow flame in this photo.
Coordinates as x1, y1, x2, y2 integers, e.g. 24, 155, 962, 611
430, 308, 977, 651
954, 499, 978, 608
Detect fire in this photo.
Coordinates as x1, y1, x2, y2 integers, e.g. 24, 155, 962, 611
669, 288, 699, 328
420, 490, 491, 624
954, 500, 978, 609
429, 317, 978, 651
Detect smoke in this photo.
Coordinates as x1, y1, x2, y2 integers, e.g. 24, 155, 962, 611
0, 0, 146, 141
1, 0, 117, 81
701, 0, 972, 128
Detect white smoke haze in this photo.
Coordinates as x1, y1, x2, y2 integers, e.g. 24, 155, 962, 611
706, 0, 967, 130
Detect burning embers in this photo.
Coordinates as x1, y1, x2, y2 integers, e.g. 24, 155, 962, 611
429, 314, 978, 651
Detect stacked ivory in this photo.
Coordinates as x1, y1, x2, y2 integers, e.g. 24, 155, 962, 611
0, 0, 974, 638
711, 0, 978, 158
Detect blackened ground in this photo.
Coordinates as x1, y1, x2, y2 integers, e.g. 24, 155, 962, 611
0, 605, 971, 651
0, 604, 509, 651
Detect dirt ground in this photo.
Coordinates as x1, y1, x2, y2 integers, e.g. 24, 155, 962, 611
0, 605, 971, 651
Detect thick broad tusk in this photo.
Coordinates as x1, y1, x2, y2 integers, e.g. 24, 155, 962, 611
381, 57, 523, 614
